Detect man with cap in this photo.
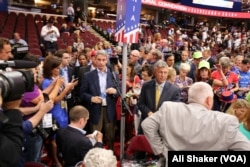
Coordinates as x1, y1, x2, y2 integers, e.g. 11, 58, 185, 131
188, 51, 203, 81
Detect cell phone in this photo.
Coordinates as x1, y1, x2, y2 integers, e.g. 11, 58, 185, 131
43, 93, 50, 102
59, 68, 63, 76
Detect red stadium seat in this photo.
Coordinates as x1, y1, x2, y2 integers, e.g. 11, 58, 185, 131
127, 135, 153, 154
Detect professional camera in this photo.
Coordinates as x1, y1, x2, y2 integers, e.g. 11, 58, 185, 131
34, 119, 59, 140
0, 70, 34, 102
11, 45, 29, 59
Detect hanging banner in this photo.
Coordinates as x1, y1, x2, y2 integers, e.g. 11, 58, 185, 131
115, 0, 142, 43
142, 0, 250, 19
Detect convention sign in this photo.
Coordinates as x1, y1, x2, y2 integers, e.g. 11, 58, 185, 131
142, 0, 250, 19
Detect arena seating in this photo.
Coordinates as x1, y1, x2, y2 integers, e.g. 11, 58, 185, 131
0, 11, 104, 57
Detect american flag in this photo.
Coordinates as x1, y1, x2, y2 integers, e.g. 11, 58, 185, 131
115, 0, 142, 43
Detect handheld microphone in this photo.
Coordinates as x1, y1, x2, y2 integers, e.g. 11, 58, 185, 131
0, 60, 38, 69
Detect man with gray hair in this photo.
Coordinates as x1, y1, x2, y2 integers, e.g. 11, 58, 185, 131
129, 49, 141, 75
137, 60, 180, 134
142, 82, 250, 167
81, 50, 119, 150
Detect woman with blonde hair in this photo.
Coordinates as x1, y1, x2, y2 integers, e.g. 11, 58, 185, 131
167, 67, 177, 84
226, 99, 250, 123
239, 104, 250, 140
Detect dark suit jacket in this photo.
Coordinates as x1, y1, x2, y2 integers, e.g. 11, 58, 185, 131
80, 68, 118, 124
78, 65, 91, 82
188, 63, 197, 82
138, 79, 181, 119
207, 57, 215, 69
56, 126, 103, 167
73, 65, 91, 102
67, 66, 74, 81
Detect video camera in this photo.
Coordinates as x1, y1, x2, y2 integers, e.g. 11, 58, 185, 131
0, 70, 34, 102
11, 45, 29, 59
0, 59, 37, 124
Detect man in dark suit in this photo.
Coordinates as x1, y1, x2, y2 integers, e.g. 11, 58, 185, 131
137, 60, 181, 134
80, 50, 118, 150
203, 49, 215, 69
56, 105, 103, 167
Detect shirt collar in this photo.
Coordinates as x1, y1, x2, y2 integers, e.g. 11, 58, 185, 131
68, 125, 86, 135
156, 81, 165, 88
97, 67, 107, 73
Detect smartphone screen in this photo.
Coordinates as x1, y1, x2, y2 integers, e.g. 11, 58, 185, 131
59, 68, 64, 76
43, 93, 49, 102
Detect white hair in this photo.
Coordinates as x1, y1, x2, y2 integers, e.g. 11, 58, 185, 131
179, 63, 191, 72
188, 82, 213, 104
83, 148, 117, 167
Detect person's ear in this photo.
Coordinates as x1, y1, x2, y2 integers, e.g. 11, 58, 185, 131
205, 96, 213, 110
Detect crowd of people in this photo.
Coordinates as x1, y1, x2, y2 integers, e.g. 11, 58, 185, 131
1, 7, 250, 167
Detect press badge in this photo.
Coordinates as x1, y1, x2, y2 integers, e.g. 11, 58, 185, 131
61, 100, 66, 109
101, 93, 107, 106
42, 113, 53, 128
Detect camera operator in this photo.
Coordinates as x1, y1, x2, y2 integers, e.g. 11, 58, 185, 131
0, 37, 13, 61
0, 95, 24, 166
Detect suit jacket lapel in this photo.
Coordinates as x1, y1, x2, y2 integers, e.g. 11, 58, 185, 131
152, 80, 157, 110
107, 70, 113, 88
93, 69, 101, 95
67, 66, 73, 81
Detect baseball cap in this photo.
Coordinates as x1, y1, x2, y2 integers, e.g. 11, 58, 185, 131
198, 60, 210, 69
193, 51, 203, 59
